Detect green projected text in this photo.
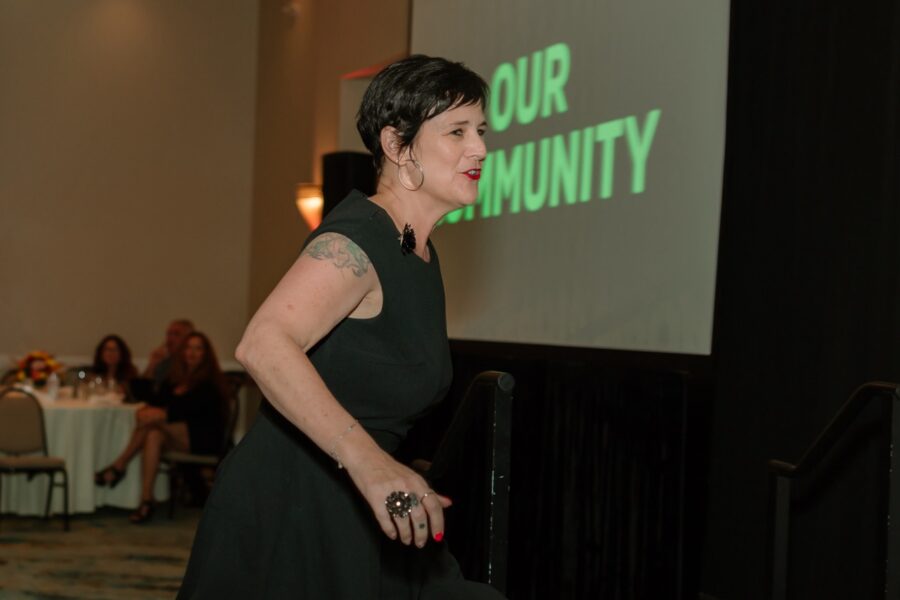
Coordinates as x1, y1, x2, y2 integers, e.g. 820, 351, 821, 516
489, 42, 570, 131
444, 42, 661, 225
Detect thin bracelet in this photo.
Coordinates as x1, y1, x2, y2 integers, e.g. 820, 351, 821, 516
327, 419, 358, 469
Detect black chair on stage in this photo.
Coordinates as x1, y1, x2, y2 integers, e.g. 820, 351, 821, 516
0, 387, 70, 531
423, 370, 514, 595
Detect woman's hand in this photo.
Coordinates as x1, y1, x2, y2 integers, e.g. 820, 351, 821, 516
344, 447, 451, 548
143, 345, 167, 376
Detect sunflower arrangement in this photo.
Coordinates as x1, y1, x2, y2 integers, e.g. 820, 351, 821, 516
16, 350, 63, 388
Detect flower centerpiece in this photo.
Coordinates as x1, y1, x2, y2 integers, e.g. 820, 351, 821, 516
15, 350, 63, 388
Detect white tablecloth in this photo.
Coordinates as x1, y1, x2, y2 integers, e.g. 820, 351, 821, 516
0, 388, 168, 515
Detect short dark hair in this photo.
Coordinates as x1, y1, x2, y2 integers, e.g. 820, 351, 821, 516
356, 55, 489, 175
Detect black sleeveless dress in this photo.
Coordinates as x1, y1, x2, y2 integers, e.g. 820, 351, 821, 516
178, 191, 505, 599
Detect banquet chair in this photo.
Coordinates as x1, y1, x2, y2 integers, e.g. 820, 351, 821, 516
1, 369, 18, 385
162, 371, 246, 517
0, 387, 70, 531
422, 370, 514, 595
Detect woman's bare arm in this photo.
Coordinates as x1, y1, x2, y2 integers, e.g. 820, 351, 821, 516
235, 233, 448, 546
236, 233, 379, 454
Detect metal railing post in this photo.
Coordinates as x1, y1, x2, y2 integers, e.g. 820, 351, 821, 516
884, 391, 900, 599
768, 383, 900, 600
772, 474, 791, 600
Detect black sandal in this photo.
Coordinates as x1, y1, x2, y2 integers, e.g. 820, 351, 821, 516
129, 500, 155, 525
94, 466, 125, 488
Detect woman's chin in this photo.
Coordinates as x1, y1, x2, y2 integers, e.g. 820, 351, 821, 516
456, 192, 479, 208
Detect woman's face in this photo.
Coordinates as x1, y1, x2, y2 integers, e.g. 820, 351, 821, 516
102, 340, 121, 368
408, 102, 487, 211
183, 336, 206, 371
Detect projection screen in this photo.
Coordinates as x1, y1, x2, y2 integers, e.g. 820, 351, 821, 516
411, 0, 729, 354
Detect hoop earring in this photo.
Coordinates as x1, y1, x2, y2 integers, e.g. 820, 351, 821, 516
398, 159, 424, 191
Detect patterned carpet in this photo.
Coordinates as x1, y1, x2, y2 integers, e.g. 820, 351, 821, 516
0, 506, 201, 599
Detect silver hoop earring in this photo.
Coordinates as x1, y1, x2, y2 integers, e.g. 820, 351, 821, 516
398, 159, 424, 192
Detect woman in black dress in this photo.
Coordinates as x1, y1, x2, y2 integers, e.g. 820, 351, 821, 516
178, 56, 502, 599
95, 331, 227, 523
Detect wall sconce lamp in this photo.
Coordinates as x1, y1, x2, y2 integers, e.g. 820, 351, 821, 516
282, 1, 307, 19
295, 183, 323, 230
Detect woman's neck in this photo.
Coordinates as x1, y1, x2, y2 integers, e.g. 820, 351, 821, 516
372, 182, 441, 260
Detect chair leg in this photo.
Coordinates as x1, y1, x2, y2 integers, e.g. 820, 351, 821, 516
168, 463, 177, 519
60, 469, 69, 532
43, 471, 54, 520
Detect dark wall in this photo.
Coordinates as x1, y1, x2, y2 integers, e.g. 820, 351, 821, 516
701, 2, 900, 598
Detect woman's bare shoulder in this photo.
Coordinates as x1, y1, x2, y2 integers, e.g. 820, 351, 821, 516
301, 232, 371, 279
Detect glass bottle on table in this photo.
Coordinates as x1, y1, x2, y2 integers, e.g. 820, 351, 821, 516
46, 371, 60, 400
86, 375, 102, 400
73, 369, 88, 399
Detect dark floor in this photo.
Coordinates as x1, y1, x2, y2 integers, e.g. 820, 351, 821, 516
0, 506, 201, 599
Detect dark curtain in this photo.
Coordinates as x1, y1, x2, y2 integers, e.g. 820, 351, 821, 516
786, 396, 891, 599
403, 349, 701, 599
521, 365, 687, 599
702, 2, 900, 598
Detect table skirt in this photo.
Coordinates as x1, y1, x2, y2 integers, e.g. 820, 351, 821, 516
0, 399, 168, 515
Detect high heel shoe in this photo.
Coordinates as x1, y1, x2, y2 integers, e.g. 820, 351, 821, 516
94, 466, 125, 488
129, 500, 155, 524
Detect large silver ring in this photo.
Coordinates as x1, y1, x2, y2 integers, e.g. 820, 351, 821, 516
385, 491, 419, 518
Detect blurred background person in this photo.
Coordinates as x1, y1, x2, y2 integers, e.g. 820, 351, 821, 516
96, 331, 228, 524
91, 334, 138, 392
143, 318, 194, 385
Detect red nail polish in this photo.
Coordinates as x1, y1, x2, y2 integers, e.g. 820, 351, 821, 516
434, 532, 444, 542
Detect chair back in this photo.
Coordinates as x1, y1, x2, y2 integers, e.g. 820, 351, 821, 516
0, 387, 48, 456
223, 370, 246, 398
426, 370, 514, 594
221, 371, 247, 454
220, 391, 239, 454
1, 368, 19, 385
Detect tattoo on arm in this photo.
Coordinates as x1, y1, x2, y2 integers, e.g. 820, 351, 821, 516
302, 233, 370, 277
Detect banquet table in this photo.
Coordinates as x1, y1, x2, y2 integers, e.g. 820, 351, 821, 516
0, 386, 168, 516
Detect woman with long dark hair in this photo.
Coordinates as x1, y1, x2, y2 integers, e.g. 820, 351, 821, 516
95, 331, 228, 523
91, 334, 138, 389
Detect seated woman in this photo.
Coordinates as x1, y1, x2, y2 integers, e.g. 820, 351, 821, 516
91, 334, 138, 391
94, 331, 229, 523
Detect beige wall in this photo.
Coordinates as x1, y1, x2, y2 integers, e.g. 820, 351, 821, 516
247, 0, 409, 310
0, 0, 258, 363
246, 0, 317, 315
1, 0, 409, 367
310, 0, 410, 182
